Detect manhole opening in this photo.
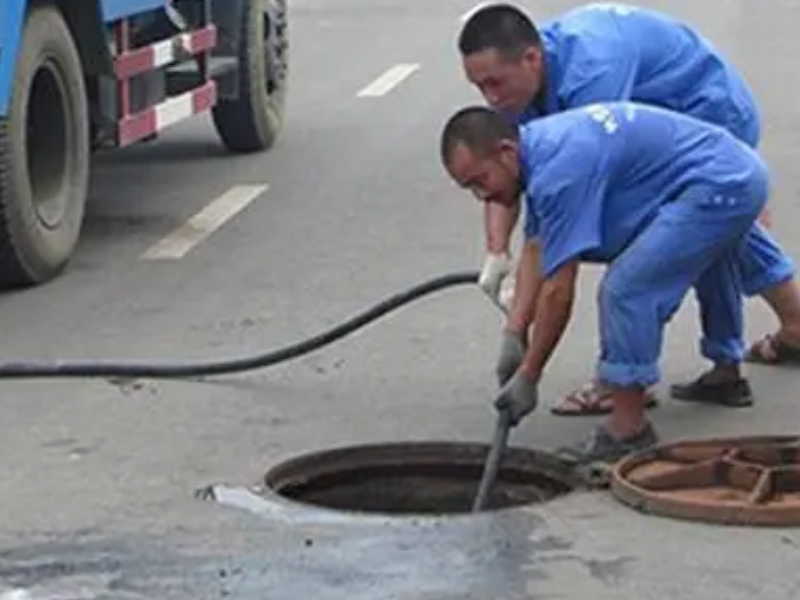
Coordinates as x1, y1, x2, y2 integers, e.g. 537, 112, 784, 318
264, 443, 577, 515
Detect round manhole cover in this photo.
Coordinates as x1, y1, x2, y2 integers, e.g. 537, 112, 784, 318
264, 442, 578, 515
612, 435, 800, 526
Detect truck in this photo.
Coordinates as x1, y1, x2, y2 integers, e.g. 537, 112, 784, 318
0, 0, 288, 287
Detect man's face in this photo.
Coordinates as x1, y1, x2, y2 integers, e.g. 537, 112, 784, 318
445, 141, 520, 206
463, 46, 543, 118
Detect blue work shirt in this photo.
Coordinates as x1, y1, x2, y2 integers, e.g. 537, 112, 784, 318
520, 3, 760, 146
521, 102, 768, 278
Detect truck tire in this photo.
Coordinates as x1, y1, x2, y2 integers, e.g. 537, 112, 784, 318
212, 0, 288, 153
0, 4, 89, 287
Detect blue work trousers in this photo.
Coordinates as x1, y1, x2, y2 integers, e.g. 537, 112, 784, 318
727, 117, 793, 296
597, 183, 769, 388
738, 224, 794, 296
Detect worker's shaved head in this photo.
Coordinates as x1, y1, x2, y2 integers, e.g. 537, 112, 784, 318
441, 107, 518, 166
459, 4, 541, 59
442, 107, 521, 206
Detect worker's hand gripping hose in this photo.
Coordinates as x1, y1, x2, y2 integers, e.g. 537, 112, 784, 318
494, 370, 539, 426
0, 271, 480, 379
472, 368, 539, 511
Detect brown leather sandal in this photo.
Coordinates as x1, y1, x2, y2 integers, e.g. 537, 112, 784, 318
551, 380, 658, 417
745, 334, 800, 365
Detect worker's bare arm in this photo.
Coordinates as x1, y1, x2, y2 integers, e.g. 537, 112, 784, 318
518, 259, 579, 381
484, 201, 520, 254
506, 239, 543, 333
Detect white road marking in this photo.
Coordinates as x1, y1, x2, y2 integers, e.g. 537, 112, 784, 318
141, 184, 268, 260
460, 2, 490, 22
357, 64, 420, 97
0, 590, 33, 600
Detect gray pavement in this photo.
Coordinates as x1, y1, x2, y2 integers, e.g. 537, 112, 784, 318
1, 1, 799, 598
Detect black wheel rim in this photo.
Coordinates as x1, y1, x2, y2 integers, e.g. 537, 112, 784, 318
26, 59, 71, 230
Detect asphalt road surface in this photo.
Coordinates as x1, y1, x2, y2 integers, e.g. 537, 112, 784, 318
1, 1, 800, 599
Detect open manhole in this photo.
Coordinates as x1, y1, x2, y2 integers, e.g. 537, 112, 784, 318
612, 435, 800, 526
265, 442, 578, 514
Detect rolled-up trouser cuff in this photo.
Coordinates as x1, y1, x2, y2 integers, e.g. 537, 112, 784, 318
597, 360, 660, 388
743, 262, 794, 297
700, 336, 744, 365
740, 225, 796, 296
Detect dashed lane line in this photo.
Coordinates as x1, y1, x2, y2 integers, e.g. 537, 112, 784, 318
357, 63, 420, 97
140, 184, 268, 260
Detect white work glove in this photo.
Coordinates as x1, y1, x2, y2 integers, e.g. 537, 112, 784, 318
479, 253, 512, 309
498, 274, 516, 311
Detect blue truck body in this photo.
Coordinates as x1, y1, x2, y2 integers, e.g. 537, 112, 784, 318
0, 1, 27, 115
0, 0, 168, 115
0, 0, 287, 287
100, 0, 166, 22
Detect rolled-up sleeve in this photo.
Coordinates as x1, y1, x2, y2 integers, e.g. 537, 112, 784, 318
527, 131, 609, 278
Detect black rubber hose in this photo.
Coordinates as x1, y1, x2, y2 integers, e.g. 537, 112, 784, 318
0, 271, 480, 379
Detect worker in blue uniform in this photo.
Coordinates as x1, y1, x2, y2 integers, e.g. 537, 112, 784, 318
460, 3, 800, 415
441, 102, 769, 462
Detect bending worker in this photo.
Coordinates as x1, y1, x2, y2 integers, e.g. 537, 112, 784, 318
441, 102, 769, 462
461, 3, 800, 414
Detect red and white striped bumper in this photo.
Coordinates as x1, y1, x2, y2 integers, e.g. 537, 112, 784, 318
118, 80, 217, 147
113, 24, 218, 147
114, 25, 217, 80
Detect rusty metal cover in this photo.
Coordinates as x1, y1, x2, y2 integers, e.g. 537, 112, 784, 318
611, 435, 800, 526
